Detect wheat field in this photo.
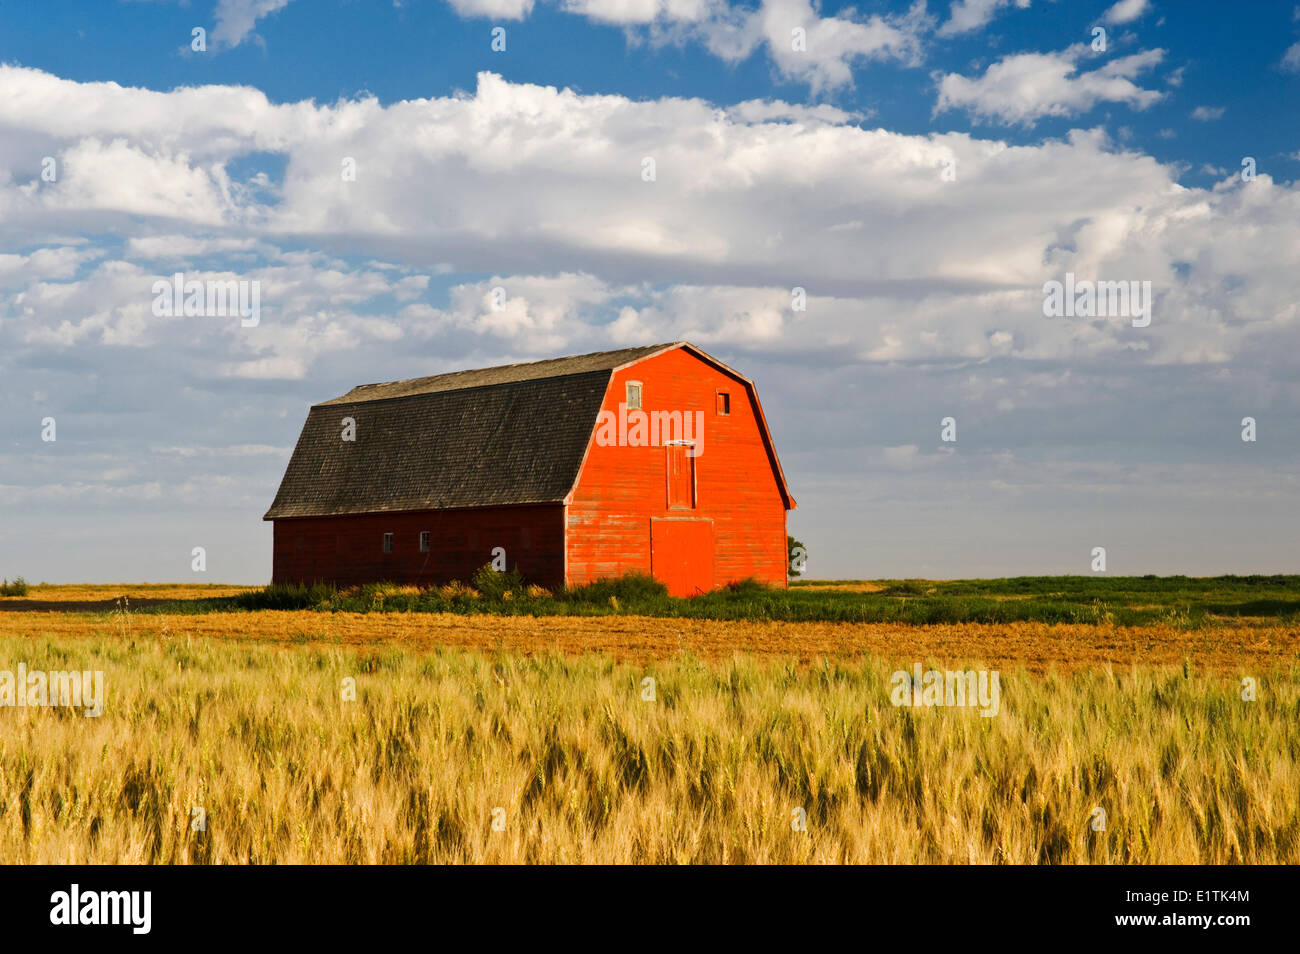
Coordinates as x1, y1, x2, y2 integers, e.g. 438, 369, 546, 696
1, 629, 1296, 863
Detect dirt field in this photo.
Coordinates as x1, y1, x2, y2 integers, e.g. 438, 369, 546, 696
1, 607, 1295, 673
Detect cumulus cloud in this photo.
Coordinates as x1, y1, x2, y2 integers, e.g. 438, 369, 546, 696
936, 0, 1032, 37
3, 65, 1297, 374
191, 0, 932, 90
412, 0, 933, 91
1101, 0, 1150, 25
212, 0, 294, 48
725, 99, 862, 123
446, 0, 537, 19
1190, 105, 1225, 120
935, 45, 1165, 124
750, 0, 929, 91
584, 0, 933, 92
561, 0, 714, 24
0, 246, 99, 289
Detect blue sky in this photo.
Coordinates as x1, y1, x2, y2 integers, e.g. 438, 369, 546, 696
2, 0, 1299, 581
8, 0, 1297, 184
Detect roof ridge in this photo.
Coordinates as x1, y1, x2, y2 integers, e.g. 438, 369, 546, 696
312, 367, 612, 409
318, 342, 682, 406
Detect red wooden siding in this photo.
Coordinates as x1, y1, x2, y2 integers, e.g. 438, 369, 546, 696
272, 504, 565, 588
565, 347, 789, 594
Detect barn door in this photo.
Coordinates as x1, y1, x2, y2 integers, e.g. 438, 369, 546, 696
666, 443, 695, 510
651, 518, 713, 597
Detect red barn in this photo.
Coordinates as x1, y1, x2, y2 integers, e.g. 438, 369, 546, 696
263, 342, 795, 596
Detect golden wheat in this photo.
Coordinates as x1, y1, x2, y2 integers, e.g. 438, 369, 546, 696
0, 632, 1295, 863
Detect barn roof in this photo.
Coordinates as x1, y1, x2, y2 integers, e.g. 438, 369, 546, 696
263, 344, 680, 519
318, 343, 674, 405
265, 341, 795, 520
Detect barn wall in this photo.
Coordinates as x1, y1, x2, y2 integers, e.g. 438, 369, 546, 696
272, 504, 566, 588
566, 347, 789, 591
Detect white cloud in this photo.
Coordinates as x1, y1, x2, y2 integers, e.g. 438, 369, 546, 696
0, 246, 98, 288
1281, 41, 1300, 72
561, 0, 714, 24
438, 0, 932, 91
170, 0, 936, 91
1190, 105, 1225, 120
212, 0, 294, 48
936, 0, 1031, 37
126, 235, 262, 259
748, 0, 928, 92
153, 444, 288, 458
3, 66, 1300, 386
447, 0, 537, 19
725, 99, 861, 124
1101, 0, 1150, 25
935, 45, 1165, 124
881, 444, 920, 467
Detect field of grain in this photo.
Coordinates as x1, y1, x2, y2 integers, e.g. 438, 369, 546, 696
0, 630, 1295, 864
2, 577, 1296, 864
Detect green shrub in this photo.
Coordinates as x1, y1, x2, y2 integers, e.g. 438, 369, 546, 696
0, 577, 29, 597
472, 563, 527, 601
721, 577, 773, 597
563, 573, 668, 605
878, 579, 930, 596
787, 535, 807, 577
232, 582, 335, 610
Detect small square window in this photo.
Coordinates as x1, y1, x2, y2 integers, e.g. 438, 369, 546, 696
382, 532, 394, 554
716, 391, 731, 415
626, 381, 642, 410
419, 531, 430, 553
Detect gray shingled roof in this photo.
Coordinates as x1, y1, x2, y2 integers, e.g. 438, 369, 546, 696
264, 344, 677, 519
318, 344, 676, 405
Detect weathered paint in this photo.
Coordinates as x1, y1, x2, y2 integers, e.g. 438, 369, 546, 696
565, 347, 790, 594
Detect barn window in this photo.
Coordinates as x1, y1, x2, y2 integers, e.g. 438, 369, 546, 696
716, 391, 731, 415
382, 532, 393, 554
626, 380, 642, 410
419, 531, 430, 552
666, 443, 695, 510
